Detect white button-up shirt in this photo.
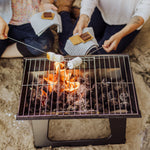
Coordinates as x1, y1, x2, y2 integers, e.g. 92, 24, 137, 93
80, 0, 150, 28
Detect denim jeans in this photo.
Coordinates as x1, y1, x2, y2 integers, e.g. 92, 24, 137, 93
0, 23, 54, 57
59, 12, 76, 55
59, 8, 140, 55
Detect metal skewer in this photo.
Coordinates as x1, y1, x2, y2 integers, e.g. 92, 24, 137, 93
7, 36, 47, 54
88, 46, 103, 55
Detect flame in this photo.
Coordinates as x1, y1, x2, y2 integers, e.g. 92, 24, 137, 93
55, 62, 65, 74
44, 77, 57, 93
41, 89, 47, 106
43, 62, 80, 94
41, 89, 47, 97
65, 81, 80, 92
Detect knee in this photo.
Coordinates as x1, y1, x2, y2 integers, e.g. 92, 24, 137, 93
39, 38, 54, 52
25, 34, 54, 56
39, 32, 54, 52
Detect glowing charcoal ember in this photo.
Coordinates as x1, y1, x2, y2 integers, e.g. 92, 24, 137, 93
47, 52, 64, 62
67, 57, 82, 69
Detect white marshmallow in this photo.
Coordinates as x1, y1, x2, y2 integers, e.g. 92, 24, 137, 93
67, 57, 82, 69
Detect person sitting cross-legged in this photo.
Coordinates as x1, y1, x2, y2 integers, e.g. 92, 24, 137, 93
0, 0, 57, 58
58, 0, 150, 55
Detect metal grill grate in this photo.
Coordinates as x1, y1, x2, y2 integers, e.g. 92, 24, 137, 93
17, 55, 141, 120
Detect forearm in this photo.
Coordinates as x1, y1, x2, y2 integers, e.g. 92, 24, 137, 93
73, 14, 90, 35
80, 14, 90, 24
0, 16, 9, 39
118, 16, 144, 38
80, 0, 98, 19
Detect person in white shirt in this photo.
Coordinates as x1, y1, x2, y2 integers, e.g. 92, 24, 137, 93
73, 0, 150, 54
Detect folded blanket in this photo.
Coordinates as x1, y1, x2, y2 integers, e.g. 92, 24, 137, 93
64, 27, 99, 56
30, 10, 62, 36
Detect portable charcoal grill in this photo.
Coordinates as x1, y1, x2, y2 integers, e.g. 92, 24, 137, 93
17, 55, 141, 148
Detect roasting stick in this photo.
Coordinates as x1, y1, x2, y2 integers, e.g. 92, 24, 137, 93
88, 46, 103, 55
67, 46, 103, 69
8, 36, 47, 54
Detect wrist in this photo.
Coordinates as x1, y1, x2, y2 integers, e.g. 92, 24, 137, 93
116, 30, 126, 39
80, 14, 90, 23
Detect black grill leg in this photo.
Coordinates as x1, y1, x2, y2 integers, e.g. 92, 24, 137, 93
109, 118, 126, 144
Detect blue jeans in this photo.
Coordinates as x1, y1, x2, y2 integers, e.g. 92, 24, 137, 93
0, 23, 54, 57
59, 8, 140, 55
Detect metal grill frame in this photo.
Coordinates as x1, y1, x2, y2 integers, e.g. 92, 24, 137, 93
17, 54, 141, 120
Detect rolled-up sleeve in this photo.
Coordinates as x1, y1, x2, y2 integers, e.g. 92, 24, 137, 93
80, 0, 98, 19
133, 0, 150, 23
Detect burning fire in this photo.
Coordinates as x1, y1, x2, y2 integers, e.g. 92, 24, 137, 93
42, 62, 81, 95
